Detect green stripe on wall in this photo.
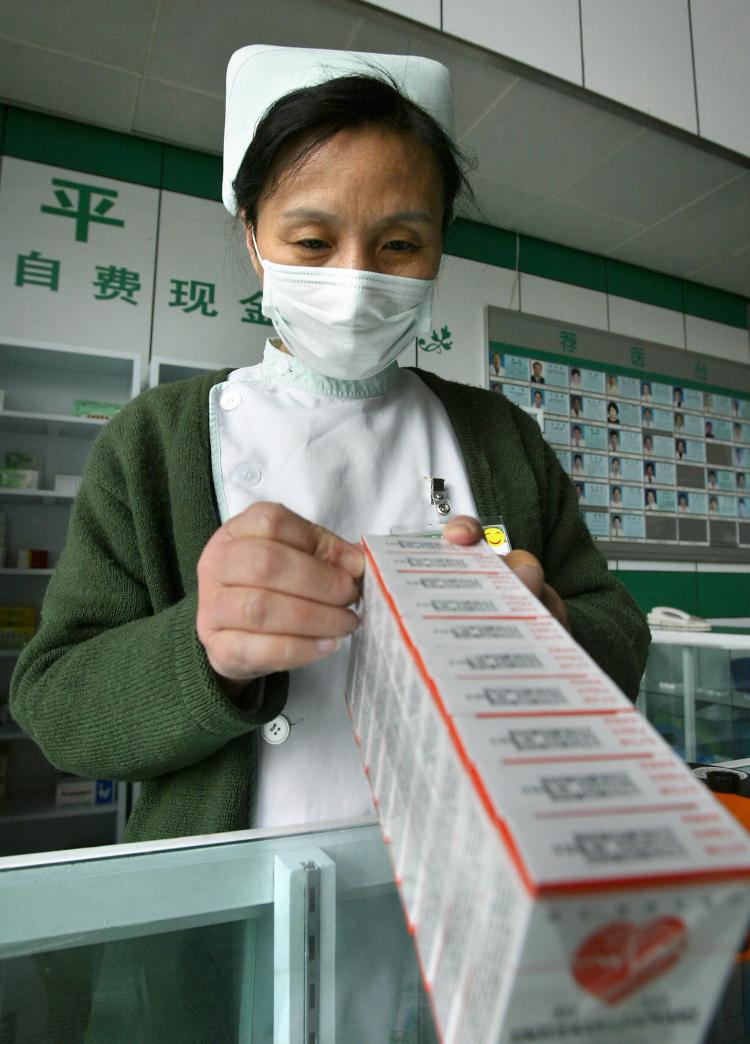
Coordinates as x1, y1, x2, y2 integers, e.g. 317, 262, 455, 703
695, 573, 750, 618
615, 570, 750, 618
444, 218, 516, 268
0, 105, 6, 153
682, 280, 748, 331
519, 236, 607, 293
0, 105, 747, 330
616, 571, 699, 616
3, 108, 162, 188
162, 145, 222, 202
606, 259, 683, 313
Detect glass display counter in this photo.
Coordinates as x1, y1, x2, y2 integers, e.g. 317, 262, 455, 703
0, 818, 439, 1043
638, 629, 750, 764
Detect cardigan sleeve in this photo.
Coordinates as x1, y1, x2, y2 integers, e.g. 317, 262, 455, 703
532, 434, 651, 701
9, 472, 288, 782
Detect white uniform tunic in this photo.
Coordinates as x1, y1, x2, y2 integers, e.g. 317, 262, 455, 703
209, 339, 479, 829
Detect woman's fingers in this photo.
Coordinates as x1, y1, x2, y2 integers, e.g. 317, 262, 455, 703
205, 628, 351, 681
441, 515, 484, 545
208, 536, 361, 607
205, 585, 360, 639
223, 501, 364, 578
505, 549, 545, 599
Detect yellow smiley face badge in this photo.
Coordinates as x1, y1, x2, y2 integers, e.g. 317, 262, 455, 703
483, 524, 511, 556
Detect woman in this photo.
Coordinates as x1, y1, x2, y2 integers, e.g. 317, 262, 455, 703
10, 44, 649, 1040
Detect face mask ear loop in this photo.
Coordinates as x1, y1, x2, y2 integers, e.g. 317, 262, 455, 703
250, 225, 265, 268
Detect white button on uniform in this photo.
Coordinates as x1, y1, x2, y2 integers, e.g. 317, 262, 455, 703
262, 714, 291, 745
234, 463, 262, 488
219, 388, 242, 411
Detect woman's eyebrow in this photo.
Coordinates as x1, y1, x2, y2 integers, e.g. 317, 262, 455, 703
279, 208, 433, 225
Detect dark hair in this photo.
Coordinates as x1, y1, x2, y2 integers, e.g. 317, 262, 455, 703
233, 73, 473, 235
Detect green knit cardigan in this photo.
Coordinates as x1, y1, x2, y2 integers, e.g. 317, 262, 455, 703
10, 366, 650, 843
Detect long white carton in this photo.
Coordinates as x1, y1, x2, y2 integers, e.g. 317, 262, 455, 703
346, 534, 750, 1044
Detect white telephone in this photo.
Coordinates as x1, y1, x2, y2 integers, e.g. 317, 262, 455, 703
647, 606, 712, 632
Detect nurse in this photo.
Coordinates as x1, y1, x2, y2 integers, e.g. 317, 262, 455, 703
10, 44, 650, 1040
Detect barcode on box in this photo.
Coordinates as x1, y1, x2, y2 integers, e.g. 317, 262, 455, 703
428, 600, 497, 612
465, 653, 542, 671
508, 727, 599, 751
405, 557, 469, 568
479, 686, 567, 707
418, 577, 482, 590
571, 829, 685, 863
540, 773, 639, 802
449, 624, 523, 641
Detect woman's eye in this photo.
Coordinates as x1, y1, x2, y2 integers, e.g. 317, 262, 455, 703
297, 239, 329, 250
384, 240, 417, 252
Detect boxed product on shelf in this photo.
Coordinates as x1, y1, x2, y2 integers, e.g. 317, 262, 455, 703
347, 534, 750, 1044
53, 474, 82, 496
0, 511, 6, 568
0, 468, 39, 490
0, 605, 37, 649
0, 626, 35, 649
5, 451, 43, 472
55, 774, 115, 806
0, 389, 5, 410
15, 550, 49, 569
0, 606, 36, 627
71, 400, 122, 421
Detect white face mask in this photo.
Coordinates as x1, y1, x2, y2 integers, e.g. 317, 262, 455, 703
251, 229, 435, 381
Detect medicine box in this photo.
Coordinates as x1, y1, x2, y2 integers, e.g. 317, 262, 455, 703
346, 535, 750, 1044
55, 776, 115, 806
0, 469, 39, 490
71, 400, 122, 421
5, 451, 43, 472
53, 474, 82, 497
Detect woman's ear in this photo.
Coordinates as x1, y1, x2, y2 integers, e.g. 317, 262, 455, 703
244, 219, 263, 283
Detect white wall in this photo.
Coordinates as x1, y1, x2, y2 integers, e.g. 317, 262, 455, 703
364, 0, 750, 158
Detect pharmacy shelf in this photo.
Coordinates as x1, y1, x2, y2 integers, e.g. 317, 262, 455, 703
0, 409, 106, 438
0, 568, 54, 576
0, 488, 75, 506
0, 794, 117, 823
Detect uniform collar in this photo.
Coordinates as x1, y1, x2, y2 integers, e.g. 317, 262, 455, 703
258, 339, 401, 399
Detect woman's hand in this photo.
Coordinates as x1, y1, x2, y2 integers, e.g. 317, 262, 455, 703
442, 515, 571, 632
197, 502, 364, 700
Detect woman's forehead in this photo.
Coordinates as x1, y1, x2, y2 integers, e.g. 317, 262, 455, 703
261, 125, 443, 217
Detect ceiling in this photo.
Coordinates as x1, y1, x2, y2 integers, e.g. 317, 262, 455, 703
0, 0, 748, 299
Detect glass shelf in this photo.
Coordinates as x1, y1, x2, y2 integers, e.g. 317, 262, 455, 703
0, 488, 75, 506
0, 568, 54, 576
0, 410, 105, 438
0, 820, 439, 1043
0, 795, 117, 823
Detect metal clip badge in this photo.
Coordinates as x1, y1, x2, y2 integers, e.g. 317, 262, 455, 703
428, 476, 451, 518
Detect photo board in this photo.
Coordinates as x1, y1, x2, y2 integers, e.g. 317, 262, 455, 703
487, 308, 750, 552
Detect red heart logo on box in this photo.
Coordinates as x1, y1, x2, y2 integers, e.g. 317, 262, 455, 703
572, 916, 687, 1005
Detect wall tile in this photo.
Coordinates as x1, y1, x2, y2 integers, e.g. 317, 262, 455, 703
580, 0, 697, 132
443, 0, 582, 85
361, 0, 441, 28
691, 0, 750, 157
685, 315, 750, 365
520, 273, 608, 330
418, 255, 519, 386
608, 295, 686, 350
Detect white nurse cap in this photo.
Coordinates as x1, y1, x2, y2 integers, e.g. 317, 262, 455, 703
222, 45, 454, 214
